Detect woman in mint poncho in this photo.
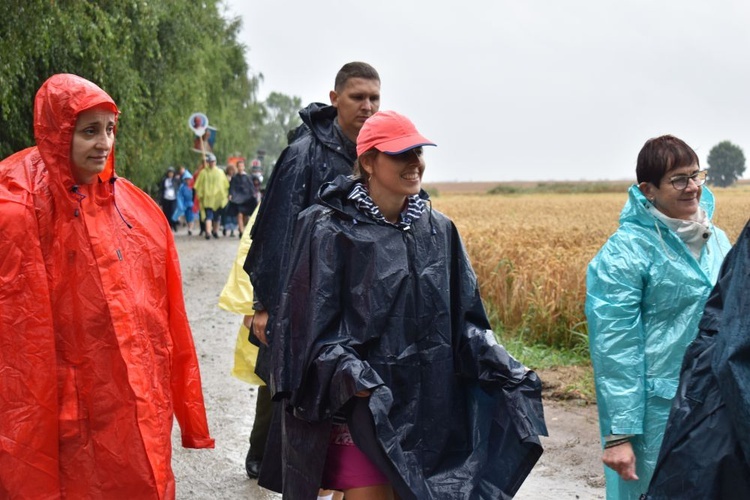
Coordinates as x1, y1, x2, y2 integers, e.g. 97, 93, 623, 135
585, 135, 731, 499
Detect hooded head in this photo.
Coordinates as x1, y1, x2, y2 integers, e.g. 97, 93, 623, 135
34, 74, 119, 188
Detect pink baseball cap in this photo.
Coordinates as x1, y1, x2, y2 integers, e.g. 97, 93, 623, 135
356, 110, 436, 157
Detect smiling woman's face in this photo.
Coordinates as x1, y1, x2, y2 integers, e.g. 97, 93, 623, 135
640, 163, 703, 220
70, 105, 115, 184
366, 147, 426, 199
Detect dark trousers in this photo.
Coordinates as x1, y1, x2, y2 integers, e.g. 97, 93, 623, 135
161, 199, 177, 229
249, 385, 272, 460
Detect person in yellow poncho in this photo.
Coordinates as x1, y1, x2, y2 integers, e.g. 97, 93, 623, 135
194, 152, 229, 240
218, 207, 269, 479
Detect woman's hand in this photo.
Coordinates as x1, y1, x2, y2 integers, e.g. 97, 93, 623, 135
602, 441, 639, 481
251, 310, 269, 346
242, 314, 253, 330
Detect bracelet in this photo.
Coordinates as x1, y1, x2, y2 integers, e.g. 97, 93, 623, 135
604, 437, 631, 449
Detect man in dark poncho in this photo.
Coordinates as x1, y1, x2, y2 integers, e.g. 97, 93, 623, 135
241, 61, 381, 489
644, 220, 750, 499
243, 61, 381, 367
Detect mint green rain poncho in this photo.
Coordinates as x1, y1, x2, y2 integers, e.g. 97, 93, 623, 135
586, 185, 731, 500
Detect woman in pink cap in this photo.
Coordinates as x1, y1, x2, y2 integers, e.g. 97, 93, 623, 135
268, 111, 547, 499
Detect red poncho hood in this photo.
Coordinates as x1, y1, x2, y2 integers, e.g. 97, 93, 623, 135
35, 73, 119, 189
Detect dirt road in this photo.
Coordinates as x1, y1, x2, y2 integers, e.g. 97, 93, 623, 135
170, 232, 606, 499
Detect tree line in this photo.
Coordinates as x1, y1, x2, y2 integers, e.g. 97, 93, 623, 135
2, 2, 744, 189
0, 0, 302, 191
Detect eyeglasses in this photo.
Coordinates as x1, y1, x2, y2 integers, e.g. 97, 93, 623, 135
668, 170, 707, 191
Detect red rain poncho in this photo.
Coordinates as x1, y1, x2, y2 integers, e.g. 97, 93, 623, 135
0, 74, 214, 499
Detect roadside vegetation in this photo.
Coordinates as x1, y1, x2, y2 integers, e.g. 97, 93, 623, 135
0, 1, 301, 193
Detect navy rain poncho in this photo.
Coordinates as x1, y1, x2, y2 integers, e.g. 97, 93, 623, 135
645, 220, 750, 499
269, 175, 547, 499
244, 103, 356, 383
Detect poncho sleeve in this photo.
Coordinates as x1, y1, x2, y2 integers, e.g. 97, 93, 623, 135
192, 169, 205, 198
711, 221, 750, 464
270, 208, 384, 421
244, 137, 314, 311
165, 231, 215, 448
586, 231, 647, 436
448, 222, 548, 440
0, 153, 62, 496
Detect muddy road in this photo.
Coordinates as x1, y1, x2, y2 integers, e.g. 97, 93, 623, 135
170, 232, 606, 499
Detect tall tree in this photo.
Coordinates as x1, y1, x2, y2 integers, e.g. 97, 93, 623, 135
252, 92, 303, 178
0, 0, 264, 189
707, 141, 746, 187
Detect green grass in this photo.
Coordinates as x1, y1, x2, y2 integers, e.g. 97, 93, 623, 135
489, 318, 596, 402
498, 335, 590, 368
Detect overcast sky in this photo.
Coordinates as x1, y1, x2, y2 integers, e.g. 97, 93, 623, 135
221, 0, 750, 183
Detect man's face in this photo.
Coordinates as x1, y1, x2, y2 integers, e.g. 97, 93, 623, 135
330, 77, 381, 142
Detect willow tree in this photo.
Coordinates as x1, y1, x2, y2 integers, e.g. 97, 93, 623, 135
253, 91, 304, 178
0, 0, 263, 189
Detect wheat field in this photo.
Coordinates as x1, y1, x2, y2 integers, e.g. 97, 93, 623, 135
430, 185, 750, 348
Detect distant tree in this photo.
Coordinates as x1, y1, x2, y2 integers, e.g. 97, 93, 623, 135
253, 92, 303, 178
707, 141, 746, 187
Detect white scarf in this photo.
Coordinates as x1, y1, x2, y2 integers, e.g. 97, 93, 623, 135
647, 203, 712, 259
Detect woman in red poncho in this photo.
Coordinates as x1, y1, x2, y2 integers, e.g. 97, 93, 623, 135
0, 74, 214, 499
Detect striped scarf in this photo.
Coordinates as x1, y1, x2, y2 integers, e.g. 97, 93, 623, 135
348, 182, 425, 230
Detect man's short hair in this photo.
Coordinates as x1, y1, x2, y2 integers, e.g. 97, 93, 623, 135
334, 62, 380, 93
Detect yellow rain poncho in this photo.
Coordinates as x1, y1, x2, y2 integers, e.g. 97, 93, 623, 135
219, 208, 263, 385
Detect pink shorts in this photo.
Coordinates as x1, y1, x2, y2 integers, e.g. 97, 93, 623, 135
320, 422, 389, 490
